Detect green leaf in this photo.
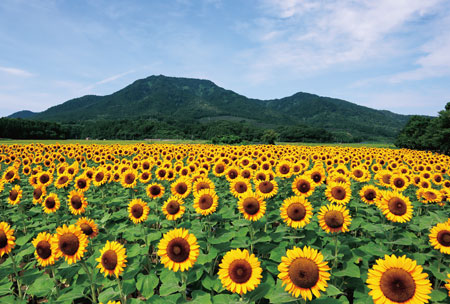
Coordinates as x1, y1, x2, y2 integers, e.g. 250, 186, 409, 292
248, 283, 271, 302
55, 286, 86, 303
27, 274, 54, 297
0, 281, 12, 296
430, 289, 447, 302
333, 262, 360, 278
326, 284, 342, 296
136, 273, 159, 299
123, 278, 136, 296
212, 294, 241, 304
98, 287, 119, 303
15, 234, 33, 246
191, 290, 212, 304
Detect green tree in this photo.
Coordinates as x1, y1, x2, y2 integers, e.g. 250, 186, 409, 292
261, 129, 278, 145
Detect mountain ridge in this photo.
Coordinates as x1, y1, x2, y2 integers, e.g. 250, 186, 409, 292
8, 75, 410, 140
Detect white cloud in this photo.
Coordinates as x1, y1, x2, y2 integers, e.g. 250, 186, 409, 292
0, 66, 34, 77
240, 0, 445, 82
82, 69, 136, 92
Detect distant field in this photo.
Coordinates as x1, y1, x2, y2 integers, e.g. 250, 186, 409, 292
0, 139, 394, 148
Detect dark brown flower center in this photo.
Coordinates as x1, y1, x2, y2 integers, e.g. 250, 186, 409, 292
5, 171, 14, 180
125, 173, 135, 184
131, 203, 144, 218
198, 194, 213, 210
36, 240, 52, 259
228, 170, 238, 179
297, 180, 311, 194
196, 182, 209, 192
215, 164, 225, 174
364, 189, 376, 201
167, 238, 190, 263
158, 169, 166, 178
77, 179, 87, 189
324, 210, 344, 228
393, 178, 405, 188
58, 233, 80, 256
242, 170, 251, 178
388, 198, 407, 216
0, 231, 7, 248
280, 165, 289, 174
288, 258, 320, 289
353, 170, 363, 178
166, 201, 180, 215
382, 174, 391, 184
71, 196, 82, 209
101, 250, 118, 270
331, 186, 346, 200
229, 259, 252, 283
9, 190, 18, 201
255, 173, 266, 181
33, 188, 43, 199
58, 176, 69, 184
312, 173, 322, 182
80, 223, 94, 236
175, 183, 187, 195
150, 185, 161, 196
45, 197, 56, 209
380, 268, 415, 302
437, 230, 450, 247
235, 182, 248, 193
243, 198, 260, 215
424, 191, 437, 200
259, 181, 274, 194
287, 203, 306, 221
39, 174, 50, 184
95, 172, 104, 182
141, 172, 150, 180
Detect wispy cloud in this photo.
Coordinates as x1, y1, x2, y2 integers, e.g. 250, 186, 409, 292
0, 66, 34, 77
83, 69, 137, 92
239, 0, 444, 83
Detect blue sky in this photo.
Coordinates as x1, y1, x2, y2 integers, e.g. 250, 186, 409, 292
1, 0, 450, 117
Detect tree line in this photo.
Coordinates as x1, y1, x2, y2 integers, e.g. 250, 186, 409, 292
395, 102, 450, 154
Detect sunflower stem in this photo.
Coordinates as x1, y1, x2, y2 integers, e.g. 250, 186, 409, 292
10, 253, 23, 299
249, 222, 254, 253
434, 254, 442, 289
333, 234, 339, 269
181, 272, 188, 300
80, 260, 97, 303
50, 265, 59, 298
117, 276, 127, 304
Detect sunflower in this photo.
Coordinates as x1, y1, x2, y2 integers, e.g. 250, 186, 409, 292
67, 190, 88, 215
278, 246, 331, 300
351, 167, 370, 182
390, 174, 409, 191
307, 168, 325, 186
37, 171, 53, 187
42, 193, 60, 214
192, 177, 215, 196
146, 183, 165, 199
162, 196, 185, 221
379, 191, 413, 223
280, 196, 313, 229
8, 184, 22, 205
375, 170, 392, 187
325, 182, 351, 205
237, 191, 266, 221
96, 241, 127, 278
171, 177, 191, 198
128, 198, 150, 224
155, 167, 168, 180
366, 254, 432, 304
255, 179, 278, 199
218, 248, 262, 295
318, 204, 352, 233
76, 217, 99, 239
418, 188, 442, 204
0, 222, 15, 257
54, 174, 71, 189
138, 170, 152, 184
2, 166, 19, 183
32, 186, 47, 205
225, 167, 240, 182
157, 228, 199, 272
429, 222, 450, 254
52, 224, 88, 264
230, 178, 251, 198
74, 174, 91, 192
32, 232, 57, 267
213, 161, 227, 177
276, 161, 292, 178
120, 169, 138, 188
193, 189, 219, 216
359, 185, 379, 205
292, 176, 316, 197
92, 169, 108, 187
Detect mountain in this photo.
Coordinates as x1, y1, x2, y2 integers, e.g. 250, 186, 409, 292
8, 110, 38, 119
8, 75, 410, 140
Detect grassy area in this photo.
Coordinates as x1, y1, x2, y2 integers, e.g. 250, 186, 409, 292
0, 138, 395, 148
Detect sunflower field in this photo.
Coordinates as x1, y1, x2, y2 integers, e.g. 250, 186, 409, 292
0, 143, 450, 304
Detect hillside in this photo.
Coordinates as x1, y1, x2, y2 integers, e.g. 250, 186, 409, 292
9, 75, 410, 140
